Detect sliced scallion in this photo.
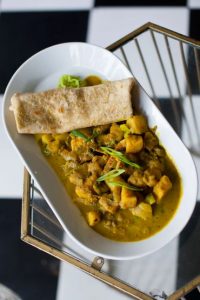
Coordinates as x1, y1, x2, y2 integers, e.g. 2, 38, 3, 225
100, 146, 141, 169
108, 181, 143, 191
96, 169, 125, 182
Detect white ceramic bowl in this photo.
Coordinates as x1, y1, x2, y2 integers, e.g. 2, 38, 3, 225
3, 42, 198, 260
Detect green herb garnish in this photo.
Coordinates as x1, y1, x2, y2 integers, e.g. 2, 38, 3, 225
57, 75, 86, 88
100, 147, 141, 169
71, 130, 88, 141
97, 169, 125, 182
71, 130, 98, 142
108, 181, 143, 191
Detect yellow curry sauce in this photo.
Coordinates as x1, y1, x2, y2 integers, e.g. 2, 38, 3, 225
35, 76, 182, 242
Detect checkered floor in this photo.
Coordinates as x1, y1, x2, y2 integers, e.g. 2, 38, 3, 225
1, 1, 200, 299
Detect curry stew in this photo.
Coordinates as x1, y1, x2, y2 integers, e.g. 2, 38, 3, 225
35, 113, 182, 242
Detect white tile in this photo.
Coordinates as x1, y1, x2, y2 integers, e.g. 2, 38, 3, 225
188, 0, 200, 8
1, 0, 94, 11
57, 234, 179, 300
0, 97, 23, 198
87, 7, 189, 48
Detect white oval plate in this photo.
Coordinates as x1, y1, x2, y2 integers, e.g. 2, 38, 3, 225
3, 42, 198, 260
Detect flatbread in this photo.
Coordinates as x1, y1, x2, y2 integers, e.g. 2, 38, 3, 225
10, 78, 134, 134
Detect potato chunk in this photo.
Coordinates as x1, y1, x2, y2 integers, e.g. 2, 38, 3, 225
120, 187, 137, 209
41, 134, 53, 144
110, 123, 124, 142
87, 211, 101, 226
126, 135, 143, 153
127, 115, 148, 134
131, 202, 152, 220
153, 175, 172, 203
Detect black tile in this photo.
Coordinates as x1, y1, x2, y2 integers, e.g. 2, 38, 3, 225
177, 202, 200, 290
185, 289, 200, 300
189, 10, 200, 41
95, 0, 186, 6
0, 199, 59, 300
0, 11, 89, 93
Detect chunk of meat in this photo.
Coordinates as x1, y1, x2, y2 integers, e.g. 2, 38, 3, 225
99, 195, 119, 214
103, 156, 117, 173
115, 139, 126, 151
88, 161, 102, 176
93, 182, 110, 195
93, 124, 110, 134
75, 186, 98, 204
144, 131, 158, 151
69, 172, 84, 186
127, 115, 148, 134
120, 187, 137, 209
143, 168, 162, 187
128, 170, 145, 187
153, 175, 172, 203
84, 174, 98, 189
126, 135, 143, 153
71, 137, 93, 162
60, 149, 77, 161
131, 202, 152, 221
87, 211, 101, 226
97, 133, 115, 147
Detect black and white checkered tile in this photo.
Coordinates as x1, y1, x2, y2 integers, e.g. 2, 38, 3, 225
1, 1, 200, 299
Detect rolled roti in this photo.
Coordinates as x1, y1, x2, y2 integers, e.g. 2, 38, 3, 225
10, 78, 134, 134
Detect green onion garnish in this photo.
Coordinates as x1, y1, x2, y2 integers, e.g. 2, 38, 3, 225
71, 130, 98, 142
100, 146, 141, 169
96, 169, 125, 182
71, 130, 88, 141
108, 181, 143, 191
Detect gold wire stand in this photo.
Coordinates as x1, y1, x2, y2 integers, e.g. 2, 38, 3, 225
21, 23, 200, 299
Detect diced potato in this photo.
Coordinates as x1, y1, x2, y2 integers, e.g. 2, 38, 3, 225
87, 211, 101, 226
41, 134, 53, 145
144, 132, 158, 151
126, 135, 143, 153
153, 175, 172, 203
46, 140, 60, 153
127, 115, 148, 134
128, 170, 144, 187
120, 187, 137, 209
110, 123, 124, 141
99, 196, 119, 214
131, 202, 152, 220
